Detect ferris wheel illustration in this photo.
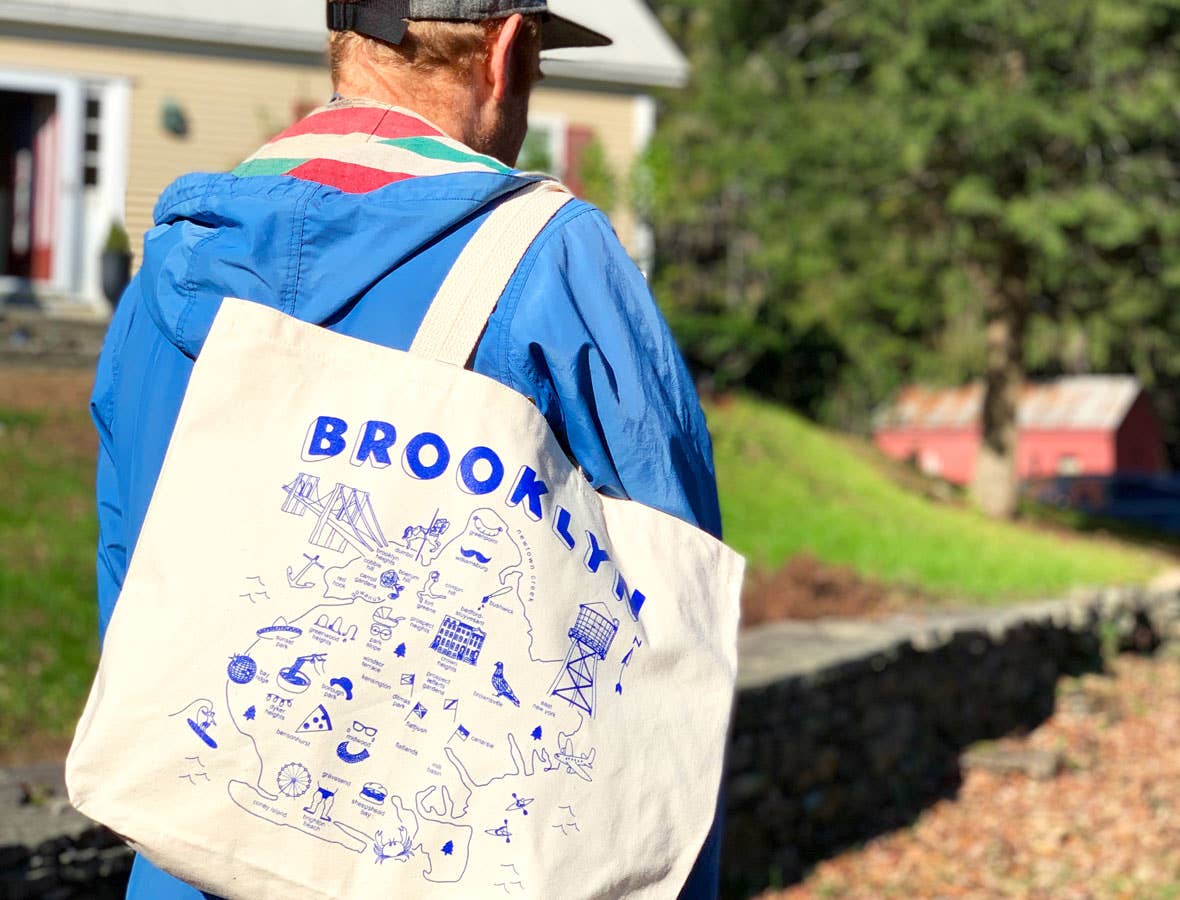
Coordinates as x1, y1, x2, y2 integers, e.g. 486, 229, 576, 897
276, 762, 312, 799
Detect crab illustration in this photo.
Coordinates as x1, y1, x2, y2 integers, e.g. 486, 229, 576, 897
373, 827, 414, 865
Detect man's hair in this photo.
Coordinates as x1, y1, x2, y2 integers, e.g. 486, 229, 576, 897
329, 6, 543, 86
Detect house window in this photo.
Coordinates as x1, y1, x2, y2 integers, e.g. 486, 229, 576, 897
1057, 454, 1082, 476
520, 116, 566, 178
83, 95, 101, 187
562, 124, 597, 198
520, 116, 615, 211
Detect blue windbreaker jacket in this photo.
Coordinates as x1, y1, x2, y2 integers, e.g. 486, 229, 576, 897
91, 162, 722, 898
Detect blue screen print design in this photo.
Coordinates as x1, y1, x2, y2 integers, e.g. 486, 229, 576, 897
182, 417, 653, 892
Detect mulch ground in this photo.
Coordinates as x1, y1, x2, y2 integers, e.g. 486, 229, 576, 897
0, 366, 96, 452
742, 553, 926, 625
760, 651, 1180, 899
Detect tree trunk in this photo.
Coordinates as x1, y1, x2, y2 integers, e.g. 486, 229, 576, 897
970, 256, 1028, 519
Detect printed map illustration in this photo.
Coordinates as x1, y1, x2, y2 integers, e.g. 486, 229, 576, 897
186, 470, 647, 891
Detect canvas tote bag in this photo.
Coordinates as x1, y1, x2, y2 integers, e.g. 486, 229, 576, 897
67, 181, 745, 899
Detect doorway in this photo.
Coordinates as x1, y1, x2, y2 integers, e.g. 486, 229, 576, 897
0, 90, 57, 281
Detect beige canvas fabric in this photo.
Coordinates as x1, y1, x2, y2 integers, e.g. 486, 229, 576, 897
67, 184, 743, 899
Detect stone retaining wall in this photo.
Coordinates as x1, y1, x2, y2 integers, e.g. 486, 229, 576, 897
0, 310, 106, 368
0, 828, 130, 900
0, 765, 130, 900
721, 586, 1180, 896
3, 588, 1177, 898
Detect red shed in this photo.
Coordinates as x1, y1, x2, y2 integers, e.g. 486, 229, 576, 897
873, 376, 1168, 486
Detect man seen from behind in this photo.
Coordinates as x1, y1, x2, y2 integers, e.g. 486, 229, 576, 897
92, 2, 726, 897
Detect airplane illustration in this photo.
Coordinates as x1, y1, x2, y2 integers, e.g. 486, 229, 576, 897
553, 747, 596, 783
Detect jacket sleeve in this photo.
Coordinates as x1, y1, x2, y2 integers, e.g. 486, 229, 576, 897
90, 277, 138, 642
488, 203, 722, 538
94, 417, 126, 642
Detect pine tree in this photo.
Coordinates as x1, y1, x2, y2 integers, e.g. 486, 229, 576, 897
647, 0, 1180, 517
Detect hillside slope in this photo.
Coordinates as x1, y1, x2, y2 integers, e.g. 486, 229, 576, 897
708, 395, 1166, 601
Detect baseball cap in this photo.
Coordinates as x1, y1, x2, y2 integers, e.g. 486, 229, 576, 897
327, 1, 612, 51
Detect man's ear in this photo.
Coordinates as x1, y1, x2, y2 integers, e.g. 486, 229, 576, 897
487, 13, 524, 102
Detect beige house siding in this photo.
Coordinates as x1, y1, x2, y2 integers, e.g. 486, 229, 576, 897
0, 32, 649, 276
0, 31, 328, 266
530, 84, 644, 254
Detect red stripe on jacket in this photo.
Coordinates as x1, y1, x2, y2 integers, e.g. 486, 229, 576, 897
285, 158, 415, 193
274, 107, 442, 143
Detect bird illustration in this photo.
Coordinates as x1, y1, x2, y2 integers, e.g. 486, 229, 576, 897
491, 662, 521, 707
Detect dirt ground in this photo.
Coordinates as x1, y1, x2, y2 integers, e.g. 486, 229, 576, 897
0, 366, 93, 412
741, 553, 924, 625
760, 651, 1180, 899
0, 366, 96, 452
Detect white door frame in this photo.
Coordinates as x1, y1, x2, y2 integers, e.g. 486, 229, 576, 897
0, 67, 86, 298
79, 76, 132, 309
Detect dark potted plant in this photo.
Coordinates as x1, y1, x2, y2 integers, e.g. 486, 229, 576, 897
101, 221, 132, 307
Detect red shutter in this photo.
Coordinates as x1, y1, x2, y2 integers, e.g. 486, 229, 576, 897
563, 124, 595, 198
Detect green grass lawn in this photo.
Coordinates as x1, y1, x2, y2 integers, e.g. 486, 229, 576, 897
0, 377, 1170, 758
708, 394, 1169, 600
0, 394, 99, 759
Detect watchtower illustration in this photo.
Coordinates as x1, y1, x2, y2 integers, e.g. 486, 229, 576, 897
281, 474, 387, 553
550, 603, 619, 717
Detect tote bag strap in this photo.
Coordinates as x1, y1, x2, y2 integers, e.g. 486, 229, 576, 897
409, 178, 575, 367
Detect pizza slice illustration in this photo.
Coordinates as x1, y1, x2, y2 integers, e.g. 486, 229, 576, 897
298, 704, 334, 733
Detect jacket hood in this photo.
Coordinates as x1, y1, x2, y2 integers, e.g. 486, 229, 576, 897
140, 169, 537, 359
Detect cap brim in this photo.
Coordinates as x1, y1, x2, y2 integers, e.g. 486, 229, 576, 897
541, 13, 612, 50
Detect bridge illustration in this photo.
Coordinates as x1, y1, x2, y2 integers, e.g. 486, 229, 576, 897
281, 474, 388, 553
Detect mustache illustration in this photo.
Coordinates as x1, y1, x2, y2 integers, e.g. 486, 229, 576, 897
460, 548, 492, 564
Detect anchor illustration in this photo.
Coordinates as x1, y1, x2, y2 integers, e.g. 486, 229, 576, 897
287, 553, 325, 590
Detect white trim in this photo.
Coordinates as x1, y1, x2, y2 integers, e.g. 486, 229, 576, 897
540, 58, 688, 89
98, 78, 131, 228
631, 95, 657, 153
0, 67, 75, 97
56, 77, 84, 298
524, 113, 569, 180
630, 95, 657, 276
0, 1, 324, 54
76, 76, 131, 312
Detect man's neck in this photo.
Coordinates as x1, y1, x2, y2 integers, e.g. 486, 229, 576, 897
333, 74, 479, 151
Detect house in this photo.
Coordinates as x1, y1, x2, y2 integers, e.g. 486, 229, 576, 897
0, 0, 688, 316
873, 376, 1168, 485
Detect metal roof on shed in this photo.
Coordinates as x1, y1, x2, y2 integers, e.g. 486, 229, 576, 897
0, 0, 689, 88
874, 376, 1144, 433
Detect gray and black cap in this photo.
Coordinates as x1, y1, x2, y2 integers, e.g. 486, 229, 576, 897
327, 1, 612, 51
